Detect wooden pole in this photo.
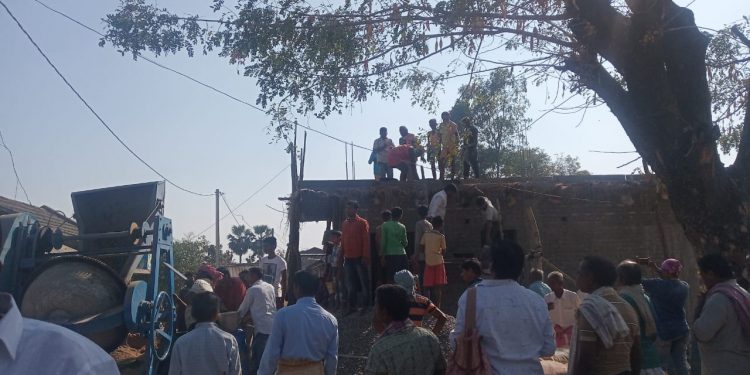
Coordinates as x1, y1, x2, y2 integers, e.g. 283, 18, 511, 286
351, 142, 356, 180
344, 143, 349, 180
299, 131, 307, 182
215, 188, 220, 265
287, 123, 301, 304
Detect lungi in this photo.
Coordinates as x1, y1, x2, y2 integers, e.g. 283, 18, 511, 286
277, 359, 324, 375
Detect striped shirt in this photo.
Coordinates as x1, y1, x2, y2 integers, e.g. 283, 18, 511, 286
576, 288, 640, 375
409, 294, 436, 327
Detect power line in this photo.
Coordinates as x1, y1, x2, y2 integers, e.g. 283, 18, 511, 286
34, 0, 608, 193
197, 164, 290, 236
33, 0, 267, 114
0, 129, 32, 205
2, 0, 212, 197
220, 192, 242, 226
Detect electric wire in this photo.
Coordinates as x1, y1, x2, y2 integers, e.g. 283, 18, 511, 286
221, 192, 242, 226
0, 129, 32, 205
32, 1, 618, 206
1, 0, 213, 197
197, 164, 290, 236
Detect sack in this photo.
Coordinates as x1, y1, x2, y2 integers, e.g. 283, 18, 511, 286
446, 287, 491, 375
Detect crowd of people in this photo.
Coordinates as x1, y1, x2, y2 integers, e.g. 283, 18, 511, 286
3, 212, 750, 375
368, 111, 480, 182
172, 235, 750, 375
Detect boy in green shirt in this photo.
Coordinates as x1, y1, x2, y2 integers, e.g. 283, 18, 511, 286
380, 207, 409, 283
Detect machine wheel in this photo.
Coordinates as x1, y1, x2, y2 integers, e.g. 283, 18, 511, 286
151, 291, 174, 361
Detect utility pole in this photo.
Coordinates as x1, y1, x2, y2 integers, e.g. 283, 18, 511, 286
351, 142, 356, 180
215, 188, 220, 265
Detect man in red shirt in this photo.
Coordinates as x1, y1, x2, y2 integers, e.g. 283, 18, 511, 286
338, 200, 372, 315
214, 267, 247, 312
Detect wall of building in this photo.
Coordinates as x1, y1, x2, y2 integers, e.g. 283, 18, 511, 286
299, 175, 701, 317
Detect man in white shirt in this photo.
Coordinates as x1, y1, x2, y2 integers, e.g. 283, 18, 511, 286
450, 240, 555, 374
0, 291, 119, 375
475, 195, 501, 247
259, 236, 287, 309
427, 183, 457, 221
237, 267, 277, 375
544, 271, 580, 348
170, 292, 242, 375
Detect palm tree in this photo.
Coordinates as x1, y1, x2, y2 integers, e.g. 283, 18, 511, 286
249, 225, 275, 260
227, 225, 255, 264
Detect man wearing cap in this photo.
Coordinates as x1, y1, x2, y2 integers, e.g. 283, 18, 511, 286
642, 258, 690, 375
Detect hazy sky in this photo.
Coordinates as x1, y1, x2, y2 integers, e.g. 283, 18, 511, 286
1, 0, 746, 253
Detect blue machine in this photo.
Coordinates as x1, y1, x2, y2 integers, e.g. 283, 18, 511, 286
0, 182, 175, 375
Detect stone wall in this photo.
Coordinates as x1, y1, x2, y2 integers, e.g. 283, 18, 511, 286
299, 175, 700, 317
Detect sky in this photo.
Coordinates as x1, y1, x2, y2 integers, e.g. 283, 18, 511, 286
0, 0, 746, 254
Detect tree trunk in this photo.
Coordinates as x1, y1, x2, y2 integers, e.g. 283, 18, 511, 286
565, 0, 750, 259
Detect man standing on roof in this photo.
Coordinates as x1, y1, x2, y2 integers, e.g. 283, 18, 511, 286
425, 119, 441, 180
371, 127, 395, 181
438, 111, 460, 180
339, 200, 372, 315
461, 117, 480, 179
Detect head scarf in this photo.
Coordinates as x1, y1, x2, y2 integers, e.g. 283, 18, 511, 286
660, 258, 683, 275
394, 270, 416, 296
197, 263, 224, 282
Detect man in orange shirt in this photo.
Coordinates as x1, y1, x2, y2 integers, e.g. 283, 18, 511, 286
338, 200, 372, 315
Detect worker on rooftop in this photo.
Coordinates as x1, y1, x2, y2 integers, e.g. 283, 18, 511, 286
370, 127, 395, 181
425, 119, 441, 180
461, 116, 480, 179
438, 111, 460, 180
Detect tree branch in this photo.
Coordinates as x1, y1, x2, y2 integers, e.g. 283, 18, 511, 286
732, 25, 750, 50
733, 79, 750, 170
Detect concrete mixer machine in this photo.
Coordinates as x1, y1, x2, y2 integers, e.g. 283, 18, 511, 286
0, 182, 176, 374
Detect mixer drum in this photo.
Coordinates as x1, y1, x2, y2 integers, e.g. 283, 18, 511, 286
21, 256, 127, 351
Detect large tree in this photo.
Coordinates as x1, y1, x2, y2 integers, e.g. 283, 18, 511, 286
227, 224, 255, 263
102, 1, 750, 259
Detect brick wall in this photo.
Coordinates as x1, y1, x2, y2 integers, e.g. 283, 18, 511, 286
299, 176, 701, 317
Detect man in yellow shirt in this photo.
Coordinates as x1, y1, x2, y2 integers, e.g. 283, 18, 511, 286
438, 112, 459, 180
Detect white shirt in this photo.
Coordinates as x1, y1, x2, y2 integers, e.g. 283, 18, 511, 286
450, 279, 555, 375
237, 280, 277, 335
169, 322, 241, 375
260, 254, 287, 298
0, 293, 119, 375
544, 289, 580, 329
428, 190, 448, 219
482, 198, 500, 222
